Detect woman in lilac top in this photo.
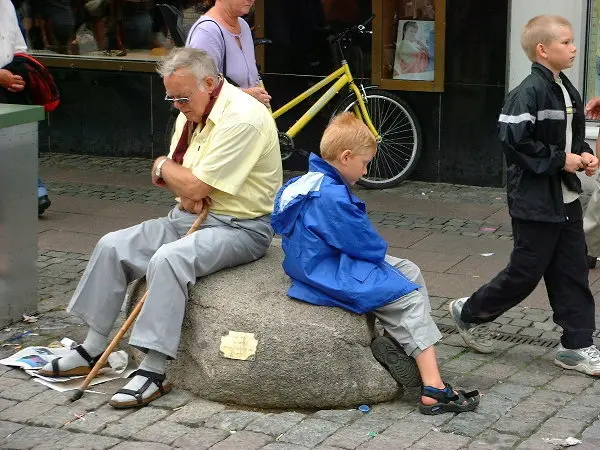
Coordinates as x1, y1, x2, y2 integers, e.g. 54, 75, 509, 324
186, 0, 271, 106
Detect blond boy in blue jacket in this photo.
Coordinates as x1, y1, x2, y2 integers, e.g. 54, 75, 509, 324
272, 113, 480, 414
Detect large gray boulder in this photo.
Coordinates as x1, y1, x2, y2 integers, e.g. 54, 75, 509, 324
129, 240, 399, 409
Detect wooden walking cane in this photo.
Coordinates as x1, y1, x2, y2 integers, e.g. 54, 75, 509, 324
70, 201, 210, 402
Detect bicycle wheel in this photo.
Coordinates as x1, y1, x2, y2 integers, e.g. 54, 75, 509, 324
332, 89, 422, 189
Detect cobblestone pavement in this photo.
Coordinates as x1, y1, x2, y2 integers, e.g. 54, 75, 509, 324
4, 153, 597, 449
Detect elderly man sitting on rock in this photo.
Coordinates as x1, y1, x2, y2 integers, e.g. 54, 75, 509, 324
39, 47, 283, 408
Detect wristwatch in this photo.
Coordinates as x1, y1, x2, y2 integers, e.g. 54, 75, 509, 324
155, 157, 168, 178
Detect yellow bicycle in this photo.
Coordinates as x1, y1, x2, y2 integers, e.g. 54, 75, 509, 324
268, 15, 422, 189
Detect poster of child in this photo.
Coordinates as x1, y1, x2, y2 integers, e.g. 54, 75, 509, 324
393, 20, 435, 81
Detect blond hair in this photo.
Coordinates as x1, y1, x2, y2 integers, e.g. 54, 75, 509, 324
521, 15, 572, 62
320, 112, 376, 161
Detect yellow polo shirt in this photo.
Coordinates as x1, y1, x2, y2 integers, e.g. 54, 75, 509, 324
168, 80, 282, 219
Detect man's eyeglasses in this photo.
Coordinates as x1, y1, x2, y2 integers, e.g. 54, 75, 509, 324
164, 95, 191, 104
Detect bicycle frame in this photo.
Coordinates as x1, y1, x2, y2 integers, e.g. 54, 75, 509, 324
271, 61, 380, 141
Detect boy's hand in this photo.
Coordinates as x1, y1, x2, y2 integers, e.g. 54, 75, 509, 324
585, 97, 600, 120
564, 153, 584, 173
581, 152, 599, 176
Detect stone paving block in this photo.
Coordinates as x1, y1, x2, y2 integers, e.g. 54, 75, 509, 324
536, 417, 586, 438
434, 344, 464, 362
147, 388, 194, 409
204, 410, 265, 431
502, 310, 525, 320
0, 420, 24, 440
449, 374, 497, 391
0, 380, 49, 401
509, 319, 532, 328
505, 369, 554, 387
515, 434, 559, 450
66, 405, 130, 434
471, 362, 520, 381
488, 382, 535, 403
410, 430, 471, 449
320, 415, 395, 449
132, 420, 193, 444
245, 412, 307, 437
101, 407, 170, 438
0, 398, 17, 413
111, 442, 172, 450
468, 393, 515, 419
279, 418, 342, 448
492, 412, 552, 437
210, 430, 273, 450
27, 405, 88, 428
29, 389, 71, 406
0, 399, 56, 423
583, 419, 600, 439
467, 430, 521, 449
518, 328, 544, 338
500, 344, 549, 365
0, 376, 28, 394
556, 403, 599, 422
532, 321, 555, 331
540, 331, 561, 340
404, 409, 454, 427
32, 432, 122, 449
166, 398, 227, 425
368, 400, 415, 421
0, 425, 70, 449
262, 444, 310, 450
493, 317, 511, 325
171, 427, 231, 449
312, 409, 364, 425
440, 354, 487, 374
524, 388, 571, 408
546, 373, 595, 394
441, 411, 499, 437
0, 366, 11, 376
1, 369, 31, 380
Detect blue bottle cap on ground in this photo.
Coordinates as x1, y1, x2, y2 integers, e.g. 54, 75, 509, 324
359, 404, 370, 413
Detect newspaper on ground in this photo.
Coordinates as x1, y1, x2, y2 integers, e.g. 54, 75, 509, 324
0, 340, 136, 392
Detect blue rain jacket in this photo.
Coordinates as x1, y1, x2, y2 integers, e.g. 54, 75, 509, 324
271, 153, 419, 314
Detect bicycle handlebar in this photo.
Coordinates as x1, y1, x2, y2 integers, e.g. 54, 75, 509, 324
331, 14, 376, 43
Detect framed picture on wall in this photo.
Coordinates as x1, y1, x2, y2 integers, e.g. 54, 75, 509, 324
393, 20, 435, 80
372, 0, 445, 92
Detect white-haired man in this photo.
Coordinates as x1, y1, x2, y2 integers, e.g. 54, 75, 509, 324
39, 47, 283, 408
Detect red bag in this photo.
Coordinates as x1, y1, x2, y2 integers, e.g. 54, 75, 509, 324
11, 53, 60, 112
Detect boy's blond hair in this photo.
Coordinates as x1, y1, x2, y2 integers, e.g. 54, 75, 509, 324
521, 15, 572, 62
320, 112, 376, 161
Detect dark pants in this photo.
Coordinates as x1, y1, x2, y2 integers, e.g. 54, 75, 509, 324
461, 199, 596, 349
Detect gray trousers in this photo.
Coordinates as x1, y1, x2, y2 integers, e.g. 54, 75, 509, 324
373, 255, 442, 358
67, 206, 273, 358
584, 175, 600, 257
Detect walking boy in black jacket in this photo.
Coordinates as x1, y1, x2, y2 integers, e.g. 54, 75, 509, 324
449, 15, 600, 376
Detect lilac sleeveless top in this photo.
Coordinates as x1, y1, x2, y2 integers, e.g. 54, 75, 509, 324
186, 16, 259, 89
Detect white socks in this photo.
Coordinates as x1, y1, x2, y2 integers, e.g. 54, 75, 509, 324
111, 350, 167, 403
41, 328, 108, 373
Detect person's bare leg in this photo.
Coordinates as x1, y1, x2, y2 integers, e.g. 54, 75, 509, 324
414, 346, 445, 405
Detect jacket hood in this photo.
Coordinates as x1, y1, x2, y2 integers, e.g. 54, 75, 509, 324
272, 153, 344, 236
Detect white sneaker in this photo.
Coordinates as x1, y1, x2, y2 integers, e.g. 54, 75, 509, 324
448, 298, 493, 354
554, 344, 600, 376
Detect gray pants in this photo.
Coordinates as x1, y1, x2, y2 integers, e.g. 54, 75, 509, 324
373, 255, 442, 358
584, 175, 600, 257
68, 206, 273, 358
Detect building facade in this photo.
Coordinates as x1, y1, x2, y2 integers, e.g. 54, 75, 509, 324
19, 0, 599, 187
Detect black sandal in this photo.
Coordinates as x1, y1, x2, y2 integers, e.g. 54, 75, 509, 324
418, 382, 480, 415
38, 345, 106, 377
109, 369, 172, 409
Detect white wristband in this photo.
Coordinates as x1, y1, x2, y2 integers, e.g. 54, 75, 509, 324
155, 157, 168, 178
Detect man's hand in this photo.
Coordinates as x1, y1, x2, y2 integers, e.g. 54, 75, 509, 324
564, 153, 584, 173
152, 156, 168, 187
0, 69, 25, 92
581, 152, 599, 176
180, 196, 212, 214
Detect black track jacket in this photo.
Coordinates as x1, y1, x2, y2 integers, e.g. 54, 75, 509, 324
498, 62, 593, 223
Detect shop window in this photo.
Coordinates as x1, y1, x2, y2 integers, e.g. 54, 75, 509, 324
586, 0, 600, 106
263, 0, 373, 77
372, 0, 445, 91
12, 1, 212, 69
